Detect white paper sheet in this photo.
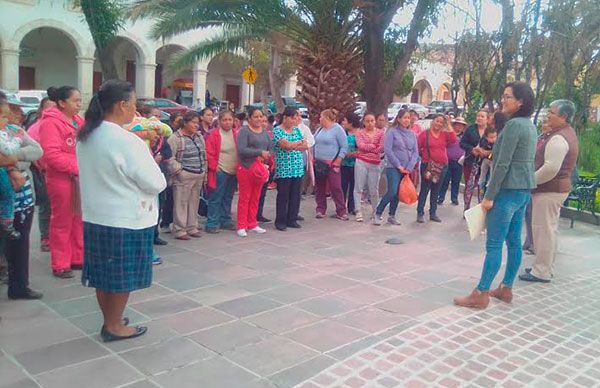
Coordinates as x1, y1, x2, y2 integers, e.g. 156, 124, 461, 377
464, 204, 486, 240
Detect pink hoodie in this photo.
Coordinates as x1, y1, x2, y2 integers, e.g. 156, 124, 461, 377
38, 107, 84, 179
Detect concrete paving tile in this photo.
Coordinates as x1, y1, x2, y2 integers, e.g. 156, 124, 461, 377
213, 294, 282, 318
120, 380, 161, 388
333, 284, 399, 305
157, 307, 235, 334
156, 270, 220, 292
268, 355, 337, 388
188, 320, 272, 353
231, 274, 291, 292
374, 276, 431, 293
258, 284, 323, 304
338, 267, 392, 282
295, 295, 361, 318
203, 264, 262, 283
130, 294, 201, 319
0, 317, 83, 354
183, 284, 253, 305
38, 284, 94, 303
225, 336, 318, 377
0, 355, 31, 387
15, 336, 108, 375
326, 335, 384, 360
285, 320, 367, 352
408, 270, 459, 285
120, 337, 214, 375
35, 356, 142, 388
0, 379, 40, 388
375, 295, 445, 316
301, 275, 361, 292
334, 307, 411, 333
245, 306, 321, 334
127, 284, 175, 304
153, 356, 259, 388
48, 295, 99, 318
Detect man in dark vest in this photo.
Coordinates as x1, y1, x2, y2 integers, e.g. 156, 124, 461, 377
519, 100, 579, 283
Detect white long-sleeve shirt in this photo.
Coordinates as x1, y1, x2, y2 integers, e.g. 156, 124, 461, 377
535, 135, 569, 185
77, 121, 167, 230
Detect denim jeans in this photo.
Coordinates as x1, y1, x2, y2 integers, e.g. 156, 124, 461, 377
417, 163, 447, 216
477, 189, 531, 291
438, 160, 462, 204
375, 168, 402, 217
206, 171, 237, 230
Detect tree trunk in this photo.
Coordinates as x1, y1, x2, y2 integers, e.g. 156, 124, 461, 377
268, 45, 285, 113
362, 20, 387, 115
97, 46, 119, 81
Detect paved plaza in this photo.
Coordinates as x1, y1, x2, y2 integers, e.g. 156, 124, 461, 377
1, 192, 599, 388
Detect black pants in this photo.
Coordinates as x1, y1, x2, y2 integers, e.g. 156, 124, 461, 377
5, 209, 33, 295
160, 186, 173, 228
341, 165, 355, 214
417, 163, 446, 216
275, 177, 302, 228
258, 170, 275, 218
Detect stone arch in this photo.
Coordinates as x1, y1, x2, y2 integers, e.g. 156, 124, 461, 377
437, 82, 452, 101
155, 43, 191, 99
12, 19, 88, 56
114, 31, 153, 64
411, 79, 434, 106
206, 53, 245, 109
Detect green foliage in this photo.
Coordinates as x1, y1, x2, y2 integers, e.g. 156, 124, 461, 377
578, 123, 600, 175
463, 90, 483, 124
383, 28, 416, 97
78, 0, 124, 48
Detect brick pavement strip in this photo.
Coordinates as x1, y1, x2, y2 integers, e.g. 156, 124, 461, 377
1, 195, 599, 388
297, 269, 600, 387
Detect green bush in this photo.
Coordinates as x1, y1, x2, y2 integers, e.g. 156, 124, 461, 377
578, 123, 600, 175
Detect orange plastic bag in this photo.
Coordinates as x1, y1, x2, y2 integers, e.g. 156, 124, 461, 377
398, 174, 418, 205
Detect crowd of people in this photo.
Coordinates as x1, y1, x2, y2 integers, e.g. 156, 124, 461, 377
0, 79, 580, 340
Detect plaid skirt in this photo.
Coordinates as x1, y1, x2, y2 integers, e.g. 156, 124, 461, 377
81, 222, 154, 293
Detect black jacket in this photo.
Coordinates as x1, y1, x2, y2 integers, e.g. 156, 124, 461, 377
460, 124, 482, 166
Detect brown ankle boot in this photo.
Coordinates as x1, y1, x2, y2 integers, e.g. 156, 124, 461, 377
453, 289, 490, 309
490, 284, 513, 303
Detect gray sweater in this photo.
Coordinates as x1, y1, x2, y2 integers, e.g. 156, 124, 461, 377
237, 126, 272, 168
314, 123, 348, 161
485, 117, 537, 200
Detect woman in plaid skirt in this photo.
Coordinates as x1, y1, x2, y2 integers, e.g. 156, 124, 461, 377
76, 80, 166, 342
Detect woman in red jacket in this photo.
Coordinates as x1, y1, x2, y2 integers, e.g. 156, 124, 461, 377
39, 86, 83, 278
205, 111, 238, 233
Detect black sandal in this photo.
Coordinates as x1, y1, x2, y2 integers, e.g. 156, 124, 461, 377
101, 325, 147, 342
518, 272, 551, 283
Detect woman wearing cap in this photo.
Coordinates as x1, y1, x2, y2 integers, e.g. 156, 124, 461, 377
438, 117, 466, 206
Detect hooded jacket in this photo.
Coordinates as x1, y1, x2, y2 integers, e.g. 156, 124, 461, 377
38, 107, 84, 179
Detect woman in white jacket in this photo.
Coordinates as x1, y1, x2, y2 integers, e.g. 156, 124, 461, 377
76, 80, 166, 342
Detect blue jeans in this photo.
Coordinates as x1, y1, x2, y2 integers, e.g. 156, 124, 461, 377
206, 171, 237, 230
376, 168, 402, 217
438, 160, 462, 204
477, 189, 530, 291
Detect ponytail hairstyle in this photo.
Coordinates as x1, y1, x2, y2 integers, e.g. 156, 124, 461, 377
47, 86, 78, 109
78, 79, 134, 142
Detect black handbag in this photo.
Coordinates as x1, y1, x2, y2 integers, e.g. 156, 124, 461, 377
314, 128, 340, 178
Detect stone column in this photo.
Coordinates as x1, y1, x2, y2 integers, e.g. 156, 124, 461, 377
249, 84, 255, 105
283, 74, 298, 97
0, 48, 20, 92
193, 63, 208, 109
76, 56, 95, 107
136, 63, 156, 99
241, 80, 250, 107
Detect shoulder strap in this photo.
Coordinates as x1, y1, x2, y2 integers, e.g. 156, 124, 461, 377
426, 130, 432, 160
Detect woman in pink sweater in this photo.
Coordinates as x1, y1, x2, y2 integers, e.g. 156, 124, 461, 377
353, 113, 384, 222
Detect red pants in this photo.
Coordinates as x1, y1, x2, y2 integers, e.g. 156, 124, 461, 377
236, 165, 263, 230
47, 176, 83, 272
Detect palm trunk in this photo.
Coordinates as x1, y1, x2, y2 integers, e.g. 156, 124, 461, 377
97, 46, 119, 81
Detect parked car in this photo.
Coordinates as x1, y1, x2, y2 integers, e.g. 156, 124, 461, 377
267, 97, 308, 118
427, 100, 460, 115
387, 102, 406, 121
16, 90, 47, 106
6, 93, 37, 115
138, 98, 190, 115
406, 103, 428, 119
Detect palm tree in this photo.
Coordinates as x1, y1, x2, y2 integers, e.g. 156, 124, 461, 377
130, 0, 362, 125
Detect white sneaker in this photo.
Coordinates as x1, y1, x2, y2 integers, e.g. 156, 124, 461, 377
373, 214, 383, 226
237, 229, 248, 237
250, 226, 266, 234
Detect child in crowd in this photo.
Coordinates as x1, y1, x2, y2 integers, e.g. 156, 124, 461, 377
478, 127, 497, 194
0, 101, 24, 239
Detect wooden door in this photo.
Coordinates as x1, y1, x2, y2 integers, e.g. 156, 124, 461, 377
410, 89, 419, 103
126, 60, 136, 87
93, 72, 103, 92
19, 67, 35, 90
225, 84, 241, 109
154, 64, 163, 97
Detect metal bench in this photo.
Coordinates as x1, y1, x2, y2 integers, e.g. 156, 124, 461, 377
565, 173, 600, 227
